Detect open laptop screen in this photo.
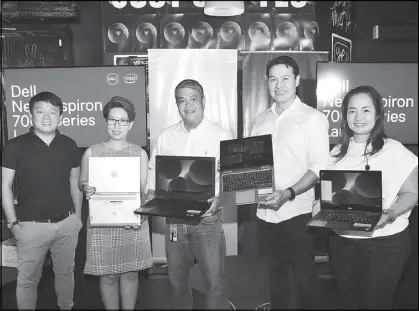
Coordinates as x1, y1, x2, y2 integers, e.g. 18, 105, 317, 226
320, 170, 382, 212
220, 134, 273, 170
155, 156, 215, 197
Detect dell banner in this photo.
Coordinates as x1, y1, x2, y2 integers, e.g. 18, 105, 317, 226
316, 63, 418, 144
3, 66, 148, 147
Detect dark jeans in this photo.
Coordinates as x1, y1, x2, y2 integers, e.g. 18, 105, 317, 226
329, 228, 411, 309
165, 214, 229, 310
257, 213, 321, 309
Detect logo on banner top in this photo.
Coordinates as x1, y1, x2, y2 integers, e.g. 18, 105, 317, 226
107, 73, 119, 85
124, 74, 138, 84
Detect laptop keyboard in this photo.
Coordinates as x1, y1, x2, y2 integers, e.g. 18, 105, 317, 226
320, 210, 379, 223
223, 170, 272, 192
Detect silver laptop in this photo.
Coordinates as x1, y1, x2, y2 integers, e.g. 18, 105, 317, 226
306, 170, 383, 232
219, 134, 275, 206
88, 157, 142, 227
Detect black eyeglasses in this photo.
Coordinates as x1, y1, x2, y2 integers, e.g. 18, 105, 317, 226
106, 118, 129, 126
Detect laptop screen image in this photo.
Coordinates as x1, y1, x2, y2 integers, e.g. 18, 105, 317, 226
155, 156, 215, 197
220, 134, 273, 170
320, 170, 382, 212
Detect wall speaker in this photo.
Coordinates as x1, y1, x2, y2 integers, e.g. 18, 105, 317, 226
160, 14, 188, 49
103, 14, 132, 53
244, 13, 273, 51
131, 14, 159, 52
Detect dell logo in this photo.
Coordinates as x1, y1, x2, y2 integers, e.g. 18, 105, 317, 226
107, 73, 119, 85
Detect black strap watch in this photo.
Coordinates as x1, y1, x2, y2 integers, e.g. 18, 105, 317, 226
7, 220, 19, 229
286, 187, 296, 201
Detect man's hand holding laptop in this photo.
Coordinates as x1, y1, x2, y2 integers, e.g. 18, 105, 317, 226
258, 189, 291, 211
144, 189, 155, 204
201, 196, 223, 218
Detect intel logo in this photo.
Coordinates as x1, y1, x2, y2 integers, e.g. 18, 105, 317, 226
107, 73, 119, 85
124, 73, 138, 84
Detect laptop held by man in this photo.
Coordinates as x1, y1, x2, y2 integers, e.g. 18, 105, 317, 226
219, 134, 274, 206
135, 155, 215, 219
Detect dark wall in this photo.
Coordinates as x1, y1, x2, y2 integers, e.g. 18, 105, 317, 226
352, 1, 418, 62
68, 1, 103, 67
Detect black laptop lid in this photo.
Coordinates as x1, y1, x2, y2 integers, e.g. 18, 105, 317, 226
220, 134, 273, 171
319, 170, 382, 213
155, 155, 215, 200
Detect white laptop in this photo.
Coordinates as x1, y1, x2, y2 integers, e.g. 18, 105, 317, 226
88, 157, 142, 227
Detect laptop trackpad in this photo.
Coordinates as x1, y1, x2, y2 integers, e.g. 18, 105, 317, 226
236, 191, 255, 204
309, 219, 328, 226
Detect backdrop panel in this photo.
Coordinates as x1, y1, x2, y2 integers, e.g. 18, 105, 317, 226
3, 66, 148, 147
317, 62, 418, 144
148, 49, 238, 263
241, 51, 329, 138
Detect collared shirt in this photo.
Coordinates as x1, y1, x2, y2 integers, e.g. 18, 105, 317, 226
251, 96, 329, 223
2, 127, 80, 221
329, 138, 418, 239
145, 118, 233, 196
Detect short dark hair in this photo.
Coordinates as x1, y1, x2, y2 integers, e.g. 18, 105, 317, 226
29, 92, 63, 115
102, 96, 136, 121
266, 56, 300, 78
174, 79, 204, 98
333, 85, 387, 163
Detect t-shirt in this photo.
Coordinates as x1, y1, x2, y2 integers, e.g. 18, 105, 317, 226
2, 128, 80, 221
328, 138, 418, 239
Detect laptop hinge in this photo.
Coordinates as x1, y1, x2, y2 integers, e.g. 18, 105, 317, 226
223, 167, 271, 174
95, 192, 138, 195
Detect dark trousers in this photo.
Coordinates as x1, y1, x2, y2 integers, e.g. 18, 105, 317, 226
257, 214, 321, 309
329, 228, 411, 309
395, 206, 418, 309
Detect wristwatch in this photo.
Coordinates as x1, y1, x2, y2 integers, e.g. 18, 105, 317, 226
286, 187, 296, 201
7, 220, 19, 229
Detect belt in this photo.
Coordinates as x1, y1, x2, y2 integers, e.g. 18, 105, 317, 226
26, 209, 76, 223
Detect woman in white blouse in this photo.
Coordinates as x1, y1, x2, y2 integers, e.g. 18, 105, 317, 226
316, 85, 418, 309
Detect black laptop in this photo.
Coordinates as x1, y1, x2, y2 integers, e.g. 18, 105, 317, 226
135, 155, 215, 219
219, 134, 274, 206
306, 170, 383, 232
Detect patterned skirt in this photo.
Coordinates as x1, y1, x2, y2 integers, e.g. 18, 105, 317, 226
84, 219, 153, 276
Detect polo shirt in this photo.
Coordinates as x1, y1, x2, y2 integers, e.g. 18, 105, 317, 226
2, 127, 80, 221
251, 96, 330, 224
145, 118, 233, 196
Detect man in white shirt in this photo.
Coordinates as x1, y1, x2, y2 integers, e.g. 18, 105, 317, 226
145, 79, 232, 309
251, 56, 329, 309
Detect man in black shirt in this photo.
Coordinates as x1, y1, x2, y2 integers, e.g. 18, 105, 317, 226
2, 91, 83, 310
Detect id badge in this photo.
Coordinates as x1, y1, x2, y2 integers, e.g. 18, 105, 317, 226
169, 224, 178, 242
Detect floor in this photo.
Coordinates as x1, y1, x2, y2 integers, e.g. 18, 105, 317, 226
0, 255, 340, 310
1, 205, 417, 309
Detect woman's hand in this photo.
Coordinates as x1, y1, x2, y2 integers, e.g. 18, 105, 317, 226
80, 182, 96, 200
375, 208, 396, 229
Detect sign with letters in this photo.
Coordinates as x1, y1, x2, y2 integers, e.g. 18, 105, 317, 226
317, 62, 418, 144
331, 33, 351, 62
3, 66, 148, 147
